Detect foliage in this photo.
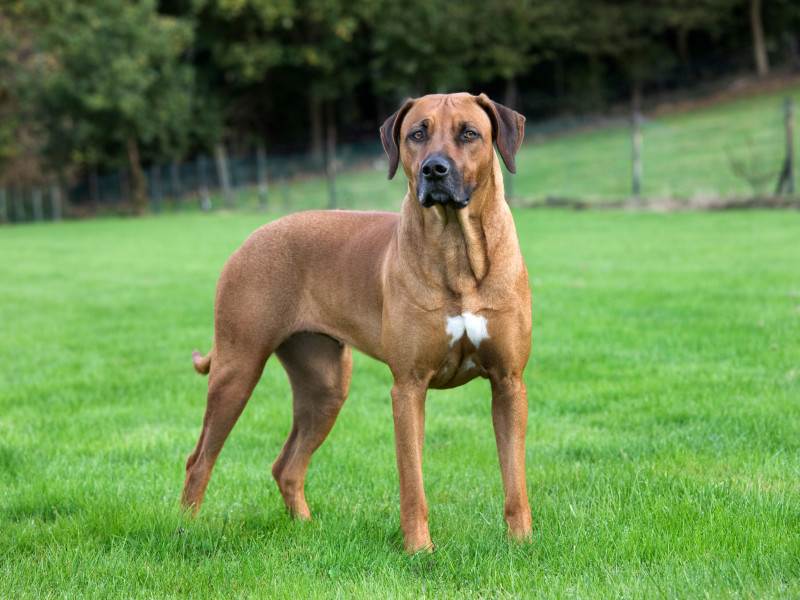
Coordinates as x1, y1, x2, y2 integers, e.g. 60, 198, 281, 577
32, 0, 196, 165
370, 0, 474, 96
0, 0, 51, 186
1, 0, 218, 187
1, 0, 800, 186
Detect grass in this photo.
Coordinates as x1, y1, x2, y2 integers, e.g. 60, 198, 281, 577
1, 207, 799, 598
514, 82, 800, 201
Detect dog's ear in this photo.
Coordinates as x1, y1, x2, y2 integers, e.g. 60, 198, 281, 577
380, 98, 415, 180
475, 94, 525, 174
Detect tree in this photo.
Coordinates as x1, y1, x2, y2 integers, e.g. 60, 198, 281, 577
26, 0, 197, 212
4, 0, 799, 211
466, 0, 578, 108
657, 0, 738, 79
186, 0, 377, 158
285, 0, 378, 164
0, 1, 52, 188
370, 0, 474, 99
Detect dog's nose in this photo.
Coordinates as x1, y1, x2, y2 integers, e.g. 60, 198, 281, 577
421, 156, 450, 180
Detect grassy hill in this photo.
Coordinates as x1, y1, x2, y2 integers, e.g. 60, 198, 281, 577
511, 80, 800, 202
224, 80, 800, 211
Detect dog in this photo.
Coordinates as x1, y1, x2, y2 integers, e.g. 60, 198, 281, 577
182, 92, 532, 553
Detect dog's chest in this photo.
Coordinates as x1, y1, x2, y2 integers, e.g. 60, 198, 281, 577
444, 312, 489, 349
429, 312, 491, 389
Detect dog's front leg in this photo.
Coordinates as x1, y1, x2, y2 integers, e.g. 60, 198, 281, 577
391, 380, 433, 553
490, 375, 533, 542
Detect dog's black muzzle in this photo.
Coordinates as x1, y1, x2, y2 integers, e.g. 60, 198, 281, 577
416, 154, 470, 209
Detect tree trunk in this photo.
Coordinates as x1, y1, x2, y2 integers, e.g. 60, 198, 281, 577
126, 136, 147, 214
504, 77, 520, 111
214, 143, 235, 208
589, 55, 603, 111
325, 100, 337, 209
256, 144, 269, 208
50, 179, 62, 221
309, 90, 324, 170
787, 32, 800, 72
553, 54, 565, 105
677, 27, 693, 81
171, 158, 183, 210
89, 167, 99, 214
750, 0, 769, 77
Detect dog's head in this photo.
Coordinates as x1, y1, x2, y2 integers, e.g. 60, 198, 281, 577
380, 93, 525, 209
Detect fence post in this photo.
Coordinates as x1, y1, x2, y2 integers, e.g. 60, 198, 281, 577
776, 96, 795, 196
150, 164, 162, 213
171, 158, 182, 210
197, 155, 211, 211
214, 143, 235, 208
14, 187, 24, 223
277, 163, 291, 212
89, 168, 99, 214
32, 186, 43, 222
0, 187, 6, 224
256, 145, 269, 209
120, 169, 131, 209
631, 91, 643, 202
504, 167, 514, 202
50, 180, 62, 221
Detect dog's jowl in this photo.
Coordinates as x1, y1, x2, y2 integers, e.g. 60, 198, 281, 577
182, 93, 532, 553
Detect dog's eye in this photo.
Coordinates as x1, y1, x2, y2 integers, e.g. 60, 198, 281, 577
462, 130, 477, 141
411, 130, 424, 141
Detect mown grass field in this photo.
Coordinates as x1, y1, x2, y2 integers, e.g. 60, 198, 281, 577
1, 207, 799, 598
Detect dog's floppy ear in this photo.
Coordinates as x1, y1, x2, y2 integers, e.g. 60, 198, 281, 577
475, 94, 525, 174
380, 98, 415, 180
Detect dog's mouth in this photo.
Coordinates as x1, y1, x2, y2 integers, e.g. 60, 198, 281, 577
417, 185, 471, 209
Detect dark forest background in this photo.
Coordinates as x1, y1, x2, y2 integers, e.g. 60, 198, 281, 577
1, 0, 799, 206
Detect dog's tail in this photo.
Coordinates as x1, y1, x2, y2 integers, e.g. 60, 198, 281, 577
192, 349, 212, 375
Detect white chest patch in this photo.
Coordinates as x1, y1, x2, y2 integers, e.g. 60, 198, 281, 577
445, 313, 490, 348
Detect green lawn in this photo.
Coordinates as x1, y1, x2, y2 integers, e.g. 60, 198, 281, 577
1, 209, 799, 598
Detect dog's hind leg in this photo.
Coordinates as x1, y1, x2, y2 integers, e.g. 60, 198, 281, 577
272, 332, 353, 519
182, 342, 269, 514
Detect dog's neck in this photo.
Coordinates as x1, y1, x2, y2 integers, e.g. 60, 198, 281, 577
398, 157, 517, 295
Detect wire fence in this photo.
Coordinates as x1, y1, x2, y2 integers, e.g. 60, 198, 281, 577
513, 88, 797, 207
0, 91, 797, 225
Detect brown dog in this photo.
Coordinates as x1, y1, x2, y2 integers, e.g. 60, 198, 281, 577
182, 93, 532, 553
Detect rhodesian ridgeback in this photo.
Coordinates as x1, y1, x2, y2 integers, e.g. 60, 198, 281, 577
182, 92, 532, 553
